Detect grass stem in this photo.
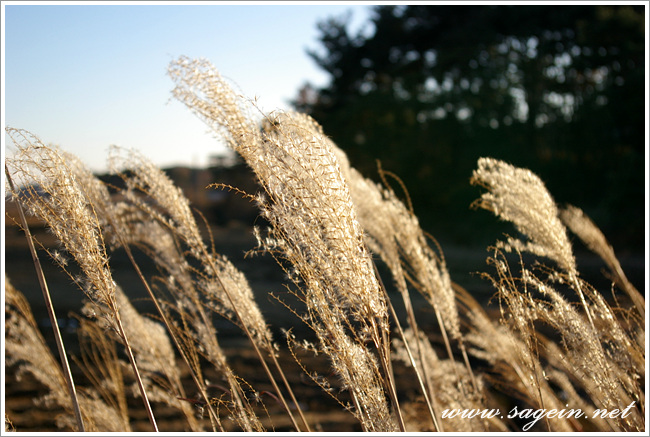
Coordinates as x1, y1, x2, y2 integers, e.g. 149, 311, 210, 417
5, 165, 86, 432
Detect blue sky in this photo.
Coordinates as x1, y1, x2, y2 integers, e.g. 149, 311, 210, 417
2, 2, 376, 172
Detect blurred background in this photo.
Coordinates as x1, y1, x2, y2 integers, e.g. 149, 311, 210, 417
292, 4, 646, 255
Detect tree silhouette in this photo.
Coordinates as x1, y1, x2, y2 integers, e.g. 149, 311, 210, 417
294, 4, 645, 250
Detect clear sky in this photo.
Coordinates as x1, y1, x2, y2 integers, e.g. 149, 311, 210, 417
2, 1, 376, 173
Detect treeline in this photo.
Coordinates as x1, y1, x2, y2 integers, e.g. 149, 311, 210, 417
294, 4, 645, 250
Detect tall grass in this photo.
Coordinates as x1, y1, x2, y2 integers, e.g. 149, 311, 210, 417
3, 56, 645, 433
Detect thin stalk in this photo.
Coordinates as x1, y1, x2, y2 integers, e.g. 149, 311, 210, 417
531, 332, 551, 432
113, 314, 159, 431
399, 290, 444, 431
363, 257, 406, 431
612, 264, 645, 319
371, 319, 406, 432
5, 166, 86, 432
431, 304, 469, 397
398, 258, 469, 400
185, 238, 307, 431
570, 273, 599, 337
73, 193, 159, 432
262, 337, 312, 432
211, 268, 304, 432
117, 239, 222, 431
459, 341, 479, 395
569, 273, 623, 433
371, 260, 441, 432
350, 392, 369, 432
394, 246, 469, 399
450, 283, 483, 398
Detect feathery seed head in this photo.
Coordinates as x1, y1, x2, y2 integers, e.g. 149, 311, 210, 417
6, 128, 119, 317
471, 157, 576, 274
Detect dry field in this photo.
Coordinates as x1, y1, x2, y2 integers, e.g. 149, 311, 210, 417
4, 56, 645, 433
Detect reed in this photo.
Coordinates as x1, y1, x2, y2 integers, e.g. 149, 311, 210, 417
3, 57, 644, 432
5, 129, 159, 431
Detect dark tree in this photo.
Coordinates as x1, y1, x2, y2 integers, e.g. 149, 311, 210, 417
294, 5, 645, 250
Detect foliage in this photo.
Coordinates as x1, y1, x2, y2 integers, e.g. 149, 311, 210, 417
295, 5, 645, 249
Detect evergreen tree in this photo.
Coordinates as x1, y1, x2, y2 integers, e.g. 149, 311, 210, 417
294, 5, 645, 249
